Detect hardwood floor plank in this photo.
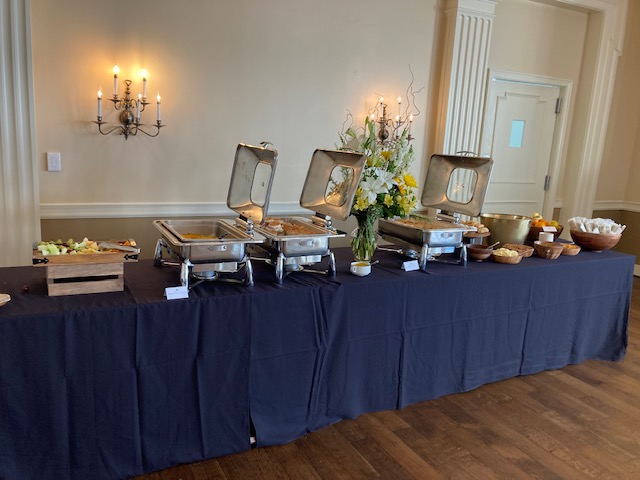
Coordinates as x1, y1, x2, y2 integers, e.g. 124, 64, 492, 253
311, 422, 380, 478
215, 448, 289, 479
354, 414, 446, 479
295, 433, 355, 479
189, 460, 228, 480
267, 442, 323, 480
351, 436, 412, 480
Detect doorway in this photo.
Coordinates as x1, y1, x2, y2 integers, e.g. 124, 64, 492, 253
480, 71, 572, 220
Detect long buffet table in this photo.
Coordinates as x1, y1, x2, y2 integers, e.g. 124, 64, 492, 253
0, 247, 634, 479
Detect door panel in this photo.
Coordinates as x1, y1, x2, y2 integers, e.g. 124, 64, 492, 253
482, 81, 559, 217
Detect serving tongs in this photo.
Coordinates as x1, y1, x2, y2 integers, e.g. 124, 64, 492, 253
97, 241, 140, 253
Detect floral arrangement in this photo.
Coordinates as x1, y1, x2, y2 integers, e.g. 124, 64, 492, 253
338, 113, 418, 261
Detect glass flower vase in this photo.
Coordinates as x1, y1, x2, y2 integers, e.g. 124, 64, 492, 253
351, 214, 378, 262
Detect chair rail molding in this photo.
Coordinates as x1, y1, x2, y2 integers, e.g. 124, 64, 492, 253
0, 0, 40, 267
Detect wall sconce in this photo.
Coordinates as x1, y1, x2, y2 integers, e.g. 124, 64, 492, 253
370, 96, 413, 145
94, 65, 164, 139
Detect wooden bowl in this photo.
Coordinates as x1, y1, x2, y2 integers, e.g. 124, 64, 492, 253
492, 253, 522, 264
502, 243, 534, 258
562, 244, 581, 256
467, 244, 493, 262
534, 241, 564, 260
569, 229, 622, 252
527, 224, 563, 243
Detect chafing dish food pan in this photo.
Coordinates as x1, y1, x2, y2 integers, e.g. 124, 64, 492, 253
153, 143, 276, 288
379, 153, 493, 269
235, 148, 365, 283
153, 218, 265, 288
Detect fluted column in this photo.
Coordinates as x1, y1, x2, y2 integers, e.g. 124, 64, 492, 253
0, 0, 40, 267
435, 0, 497, 155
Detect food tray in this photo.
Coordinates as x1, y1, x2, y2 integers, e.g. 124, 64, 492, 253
378, 215, 468, 247
154, 219, 264, 263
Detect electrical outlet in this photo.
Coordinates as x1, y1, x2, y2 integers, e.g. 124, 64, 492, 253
47, 152, 61, 172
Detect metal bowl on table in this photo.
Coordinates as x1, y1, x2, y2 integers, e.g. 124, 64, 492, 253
480, 213, 531, 246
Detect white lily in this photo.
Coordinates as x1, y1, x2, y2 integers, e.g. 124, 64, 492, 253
374, 168, 398, 190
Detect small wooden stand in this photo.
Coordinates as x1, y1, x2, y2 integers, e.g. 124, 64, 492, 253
33, 248, 137, 296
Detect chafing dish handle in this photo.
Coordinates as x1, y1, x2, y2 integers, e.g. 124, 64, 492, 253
33, 257, 49, 265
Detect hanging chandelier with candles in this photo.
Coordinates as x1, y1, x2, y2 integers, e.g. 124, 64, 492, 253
94, 65, 164, 140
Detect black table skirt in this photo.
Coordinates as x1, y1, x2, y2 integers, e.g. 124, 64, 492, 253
0, 247, 634, 479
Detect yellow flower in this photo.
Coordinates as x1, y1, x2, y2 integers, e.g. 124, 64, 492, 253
383, 194, 394, 207
354, 195, 369, 211
381, 151, 392, 160
403, 173, 417, 188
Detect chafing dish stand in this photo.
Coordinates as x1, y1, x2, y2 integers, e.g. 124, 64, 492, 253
379, 153, 493, 270
236, 148, 365, 284
153, 143, 277, 288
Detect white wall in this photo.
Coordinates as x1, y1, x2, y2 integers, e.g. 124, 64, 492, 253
490, 0, 587, 81
30, 0, 636, 219
31, 0, 438, 214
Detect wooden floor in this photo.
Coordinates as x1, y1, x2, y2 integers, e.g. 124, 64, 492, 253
135, 278, 640, 480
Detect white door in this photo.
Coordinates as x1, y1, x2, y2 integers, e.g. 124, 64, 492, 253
481, 80, 560, 218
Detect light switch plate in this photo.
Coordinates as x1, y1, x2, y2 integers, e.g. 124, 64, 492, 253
47, 152, 61, 171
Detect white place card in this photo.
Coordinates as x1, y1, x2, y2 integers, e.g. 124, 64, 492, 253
542, 226, 558, 232
165, 286, 189, 300
402, 260, 420, 271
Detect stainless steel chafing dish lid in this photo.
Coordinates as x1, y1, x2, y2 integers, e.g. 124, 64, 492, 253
420, 154, 493, 217
227, 143, 278, 224
299, 149, 366, 221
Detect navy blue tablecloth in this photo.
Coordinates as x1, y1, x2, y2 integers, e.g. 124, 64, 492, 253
0, 247, 634, 479
0, 263, 252, 480
247, 248, 634, 446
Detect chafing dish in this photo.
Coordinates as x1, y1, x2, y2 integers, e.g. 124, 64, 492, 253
153, 143, 275, 288
379, 153, 493, 269
236, 148, 365, 284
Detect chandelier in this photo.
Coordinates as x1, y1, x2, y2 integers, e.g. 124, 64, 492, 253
94, 65, 164, 139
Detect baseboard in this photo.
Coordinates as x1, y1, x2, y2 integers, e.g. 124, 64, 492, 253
593, 201, 640, 213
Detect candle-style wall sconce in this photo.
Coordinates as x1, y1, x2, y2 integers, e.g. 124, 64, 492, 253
94, 65, 164, 139
370, 95, 413, 145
